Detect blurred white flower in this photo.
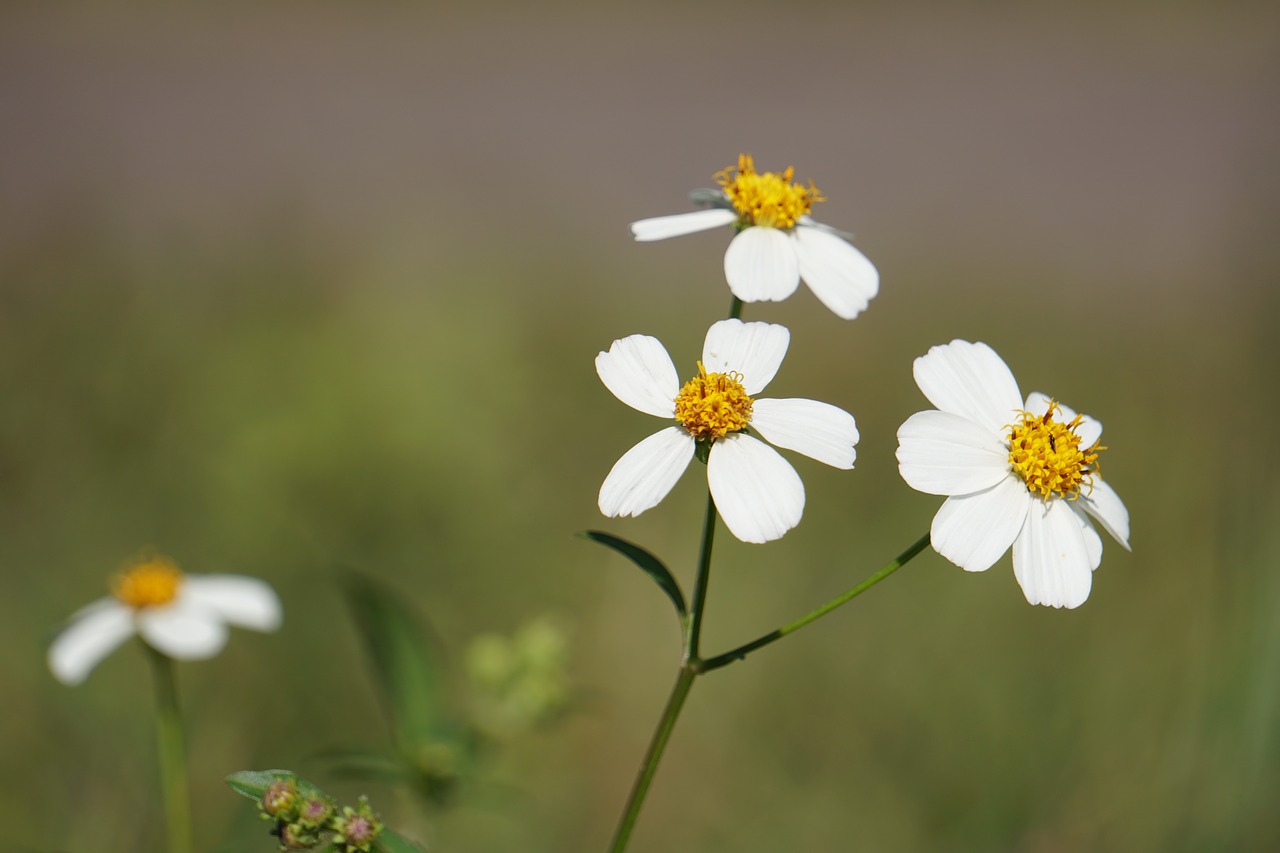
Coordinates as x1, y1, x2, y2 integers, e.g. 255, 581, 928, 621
896, 340, 1131, 608
629, 154, 879, 319
597, 318, 859, 543
48, 554, 282, 685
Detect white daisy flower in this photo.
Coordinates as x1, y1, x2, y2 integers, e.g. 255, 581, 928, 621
629, 154, 879, 320
49, 554, 282, 685
895, 340, 1131, 609
596, 318, 859, 544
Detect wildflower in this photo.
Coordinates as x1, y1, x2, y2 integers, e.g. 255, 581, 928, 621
629, 154, 879, 319
48, 553, 282, 685
597, 318, 859, 543
895, 340, 1130, 608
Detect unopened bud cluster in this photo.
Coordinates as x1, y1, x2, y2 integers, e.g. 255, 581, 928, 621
465, 616, 571, 739
257, 777, 381, 852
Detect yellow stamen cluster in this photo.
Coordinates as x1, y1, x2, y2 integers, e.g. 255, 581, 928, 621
112, 555, 184, 609
674, 363, 754, 440
1007, 403, 1103, 500
716, 153, 824, 230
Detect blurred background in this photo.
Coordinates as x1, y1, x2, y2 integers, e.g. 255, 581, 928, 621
3, 2, 1278, 851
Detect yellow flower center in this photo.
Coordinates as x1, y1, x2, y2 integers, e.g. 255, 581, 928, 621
674, 363, 754, 440
716, 153, 824, 230
1007, 403, 1104, 500
112, 556, 184, 609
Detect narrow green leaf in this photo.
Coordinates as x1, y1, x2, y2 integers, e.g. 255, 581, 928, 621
579, 531, 687, 617
311, 748, 412, 784
341, 572, 448, 750
226, 769, 288, 801
376, 828, 428, 852
226, 769, 328, 802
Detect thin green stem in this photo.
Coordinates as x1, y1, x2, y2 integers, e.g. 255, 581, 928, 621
146, 644, 193, 853
728, 296, 744, 320
609, 489, 719, 853
606, 666, 697, 853
698, 532, 931, 674
685, 487, 718, 662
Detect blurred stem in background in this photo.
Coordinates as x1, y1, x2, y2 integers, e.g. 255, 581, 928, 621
146, 644, 193, 853
606, 499, 933, 851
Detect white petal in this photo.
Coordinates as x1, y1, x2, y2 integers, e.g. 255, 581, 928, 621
1077, 477, 1130, 549
48, 600, 135, 686
723, 227, 800, 303
913, 340, 1023, 435
792, 225, 879, 320
930, 475, 1030, 572
599, 427, 695, 518
183, 575, 282, 632
630, 209, 738, 242
701, 319, 789, 394
1024, 391, 1102, 448
1013, 498, 1094, 608
707, 433, 805, 544
138, 600, 230, 660
751, 398, 859, 469
896, 410, 1012, 496
1072, 506, 1104, 570
597, 335, 680, 418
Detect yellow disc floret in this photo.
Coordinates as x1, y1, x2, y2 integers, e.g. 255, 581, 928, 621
1007, 403, 1103, 500
112, 555, 184, 609
716, 153, 824, 231
674, 363, 754, 441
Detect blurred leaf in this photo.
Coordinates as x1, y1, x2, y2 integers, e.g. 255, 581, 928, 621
580, 531, 686, 618
377, 828, 427, 852
310, 748, 412, 783
342, 572, 449, 750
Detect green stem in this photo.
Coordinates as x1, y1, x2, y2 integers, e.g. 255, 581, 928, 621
146, 644, 193, 853
728, 296, 744, 320
606, 666, 697, 853
697, 532, 931, 674
609, 488, 718, 853
685, 487, 718, 661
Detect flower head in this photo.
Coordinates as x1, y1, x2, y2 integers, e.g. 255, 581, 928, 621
48, 553, 282, 685
332, 797, 382, 852
629, 154, 879, 319
895, 341, 1131, 608
597, 319, 859, 543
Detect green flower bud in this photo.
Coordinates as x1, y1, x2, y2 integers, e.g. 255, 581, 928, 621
332, 796, 383, 852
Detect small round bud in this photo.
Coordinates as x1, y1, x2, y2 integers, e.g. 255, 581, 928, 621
332, 797, 383, 852
278, 821, 319, 849
296, 794, 334, 829
261, 778, 299, 819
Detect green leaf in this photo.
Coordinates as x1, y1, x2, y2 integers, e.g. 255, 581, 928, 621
341, 572, 449, 750
376, 828, 428, 852
225, 769, 328, 802
310, 748, 412, 783
226, 769, 284, 801
579, 531, 687, 618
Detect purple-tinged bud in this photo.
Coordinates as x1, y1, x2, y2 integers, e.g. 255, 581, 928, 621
332, 797, 383, 852
261, 778, 299, 819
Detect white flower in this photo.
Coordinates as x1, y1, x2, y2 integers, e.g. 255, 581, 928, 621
895, 340, 1131, 609
596, 318, 859, 543
48, 554, 282, 685
629, 154, 879, 320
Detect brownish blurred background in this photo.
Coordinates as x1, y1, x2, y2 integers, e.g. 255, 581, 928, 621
3, 3, 1278, 851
